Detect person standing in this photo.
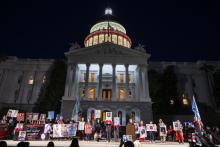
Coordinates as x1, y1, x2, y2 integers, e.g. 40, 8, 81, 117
175, 120, 184, 144
148, 121, 156, 143
85, 119, 92, 141
158, 119, 167, 143
167, 125, 175, 141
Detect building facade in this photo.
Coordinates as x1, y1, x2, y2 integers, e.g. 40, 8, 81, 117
0, 8, 219, 124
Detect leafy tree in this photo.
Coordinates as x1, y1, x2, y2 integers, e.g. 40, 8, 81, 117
33, 59, 66, 114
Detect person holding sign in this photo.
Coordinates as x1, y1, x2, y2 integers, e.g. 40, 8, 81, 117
126, 119, 136, 141
138, 121, 147, 142
173, 120, 184, 144
158, 119, 167, 143
146, 121, 157, 143
105, 112, 112, 142
85, 119, 92, 141
113, 117, 120, 142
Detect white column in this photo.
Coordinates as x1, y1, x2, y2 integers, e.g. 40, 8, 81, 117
143, 64, 150, 101
84, 63, 90, 100
112, 64, 116, 101
64, 64, 71, 97
125, 64, 129, 101
70, 64, 77, 99
138, 65, 144, 101
98, 64, 103, 100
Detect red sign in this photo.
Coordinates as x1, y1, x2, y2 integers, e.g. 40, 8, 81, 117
17, 113, 25, 122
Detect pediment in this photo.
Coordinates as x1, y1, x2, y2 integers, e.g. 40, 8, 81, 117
67, 42, 149, 57
66, 42, 150, 64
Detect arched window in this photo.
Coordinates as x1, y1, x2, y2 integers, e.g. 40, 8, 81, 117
119, 89, 125, 101
81, 88, 85, 98
88, 88, 95, 100
118, 111, 122, 125
28, 76, 34, 85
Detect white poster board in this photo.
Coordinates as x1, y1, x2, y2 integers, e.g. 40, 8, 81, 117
78, 121, 85, 131
106, 112, 112, 121
94, 110, 101, 119
173, 121, 181, 131
114, 117, 120, 126
139, 126, 147, 138
146, 124, 157, 131
7, 109, 18, 118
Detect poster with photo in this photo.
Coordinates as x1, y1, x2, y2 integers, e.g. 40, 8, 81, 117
66, 123, 77, 137
123, 135, 132, 142
32, 113, 39, 121
53, 124, 62, 138
134, 123, 139, 134
114, 117, 120, 126
146, 124, 157, 131
18, 131, 26, 141
7, 109, 18, 118
160, 126, 167, 136
94, 110, 101, 119
139, 126, 147, 138
106, 112, 112, 121
48, 111, 55, 120
78, 121, 85, 131
17, 113, 25, 122
25, 124, 44, 140
173, 121, 181, 131
39, 114, 46, 121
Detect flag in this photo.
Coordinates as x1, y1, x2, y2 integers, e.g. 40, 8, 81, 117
71, 98, 82, 121
191, 96, 201, 121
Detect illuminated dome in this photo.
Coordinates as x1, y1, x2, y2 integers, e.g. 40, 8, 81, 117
84, 8, 132, 48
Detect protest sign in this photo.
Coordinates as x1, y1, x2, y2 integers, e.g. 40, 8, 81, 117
18, 131, 26, 141
94, 110, 101, 119
78, 121, 85, 131
139, 126, 147, 138
25, 124, 44, 140
17, 113, 25, 122
7, 109, 18, 117
114, 117, 120, 126
146, 124, 157, 131
123, 135, 132, 142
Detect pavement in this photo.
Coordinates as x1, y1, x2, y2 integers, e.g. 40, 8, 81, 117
3, 140, 190, 147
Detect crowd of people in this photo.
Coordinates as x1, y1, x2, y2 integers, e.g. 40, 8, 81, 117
0, 113, 220, 147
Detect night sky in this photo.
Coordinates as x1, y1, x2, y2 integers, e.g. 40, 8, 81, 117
0, 1, 219, 61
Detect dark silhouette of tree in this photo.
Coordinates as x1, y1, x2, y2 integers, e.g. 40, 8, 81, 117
33, 59, 66, 113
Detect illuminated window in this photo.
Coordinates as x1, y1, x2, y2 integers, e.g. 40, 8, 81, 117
183, 98, 189, 105
81, 88, 85, 97
102, 89, 111, 100
99, 34, 104, 43
88, 88, 95, 99
123, 38, 127, 46
42, 75, 46, 83
93, 35, 98, 45
119, 89, 125, 101
90, 73, 95, 82
89, 38, 93, 46
118, 36, 123, 45
83, 72, 86, 82
120, 73, 124, 83
28, 76, 34, 85
112, 34, 117, 44
105, 34, 108, 42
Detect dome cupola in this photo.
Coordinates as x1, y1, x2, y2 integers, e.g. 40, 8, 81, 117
84, 8, 132, 48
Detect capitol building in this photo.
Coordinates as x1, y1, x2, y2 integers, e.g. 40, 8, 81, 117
0, 8, 219, 125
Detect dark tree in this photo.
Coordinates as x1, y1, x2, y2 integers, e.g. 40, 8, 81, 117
33, 59, 66, 113
213, 70, 220, 109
